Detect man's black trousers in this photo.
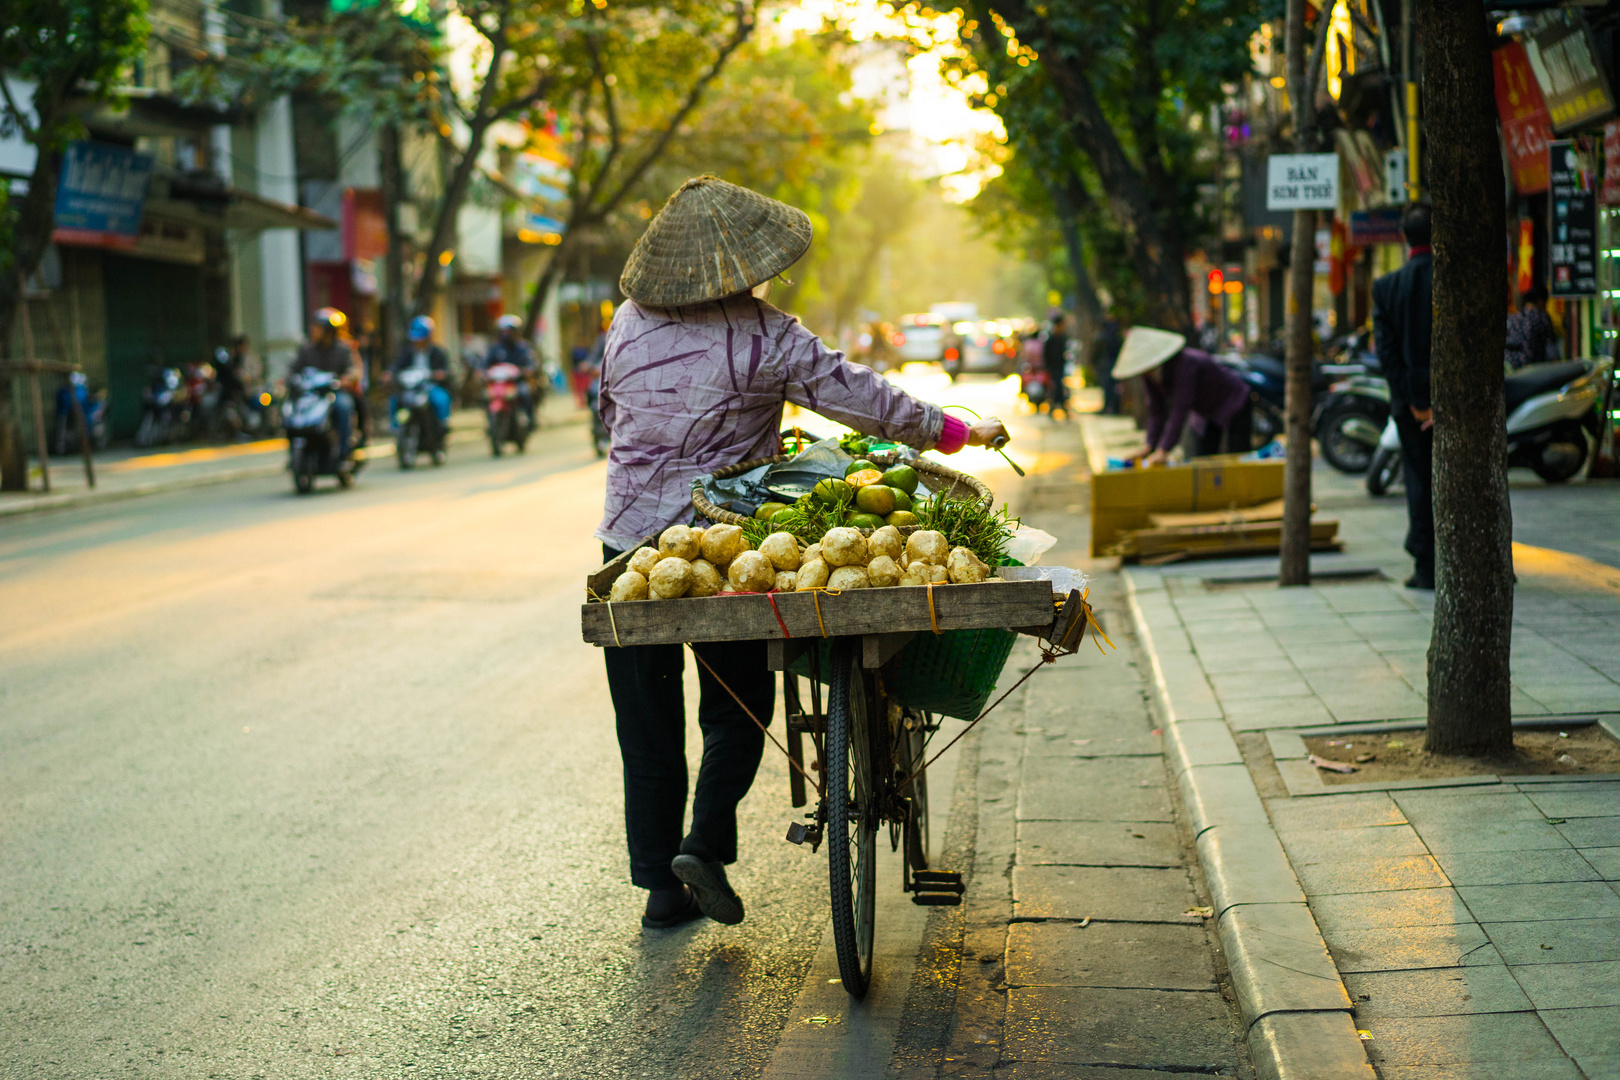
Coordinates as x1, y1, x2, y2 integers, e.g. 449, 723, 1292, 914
1392, 408, 1435, 578
600, 545, 775, 890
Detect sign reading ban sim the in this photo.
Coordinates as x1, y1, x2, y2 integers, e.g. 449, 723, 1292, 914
1266, 153, 1339, 211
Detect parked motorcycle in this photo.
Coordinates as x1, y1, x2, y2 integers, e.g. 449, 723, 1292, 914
135, 367, 187, 448
217, 384, 280, 441
1367, 358, 1615, 494
52, 372, 109, 455
1315, 374, 1389, 474
483, 361, 532, 457
282, 368, 359, 493
394, 367, 447, 469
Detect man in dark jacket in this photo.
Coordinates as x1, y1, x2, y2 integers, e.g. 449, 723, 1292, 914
1371, 204, 1434, 590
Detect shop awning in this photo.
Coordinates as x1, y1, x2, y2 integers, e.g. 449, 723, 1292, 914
144, 190, 335, 233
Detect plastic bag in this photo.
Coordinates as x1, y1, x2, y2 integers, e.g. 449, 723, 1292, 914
1004, 526, 1058, 566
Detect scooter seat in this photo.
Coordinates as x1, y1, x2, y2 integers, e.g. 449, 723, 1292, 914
1504, 361, 1589, 414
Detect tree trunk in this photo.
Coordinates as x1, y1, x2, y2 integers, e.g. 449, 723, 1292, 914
412, 115, 493, 319
379, 121, 407, 368
1279, 0, 1317, 587
1420, 0, 1513, 755
522, 220, 583, 337
0, 129, 65, 490
1049, 172, 1105, 358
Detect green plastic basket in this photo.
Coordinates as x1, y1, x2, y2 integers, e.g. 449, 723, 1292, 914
787, 628, 1019, 721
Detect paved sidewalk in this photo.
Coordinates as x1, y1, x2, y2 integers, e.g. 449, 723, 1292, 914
912, 415, 1254, 1078
1086, 412, 1620, 1079
0, 399, 591, 518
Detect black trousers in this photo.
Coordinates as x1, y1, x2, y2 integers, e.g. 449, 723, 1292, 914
600, 545, 775, 890
1392, 407, 1435, 578
1195, 399, 1254, 456
1044, 359, 1069, 412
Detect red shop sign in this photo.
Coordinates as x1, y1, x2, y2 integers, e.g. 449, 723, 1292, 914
1494, 42, 1553, 195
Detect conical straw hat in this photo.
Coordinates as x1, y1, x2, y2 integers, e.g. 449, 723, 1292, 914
619, 175, 813, 308
1112, 327, 1187, 379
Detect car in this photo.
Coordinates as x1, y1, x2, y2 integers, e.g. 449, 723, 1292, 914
893, 313, 946, 363
943, 319, 1019, 379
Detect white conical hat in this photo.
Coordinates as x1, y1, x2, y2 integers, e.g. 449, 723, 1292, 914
1113, 327, 1187, 379
619, 175, 813, 307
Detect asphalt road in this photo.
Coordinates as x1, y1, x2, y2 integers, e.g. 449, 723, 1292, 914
0, 375, 1032, 1080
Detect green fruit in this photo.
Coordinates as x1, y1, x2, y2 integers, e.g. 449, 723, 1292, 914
850, 512, 886, 530
844, 459, 875, 477
854, 484, 897, 517
881, 464, 919, 495
755, 501, 789, 521
890, 489, 913, 513
812, 478, 853, 505
885, 510, 920, 528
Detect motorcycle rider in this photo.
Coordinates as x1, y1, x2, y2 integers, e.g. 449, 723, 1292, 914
483, 313, 539, 428
294, 309, 362, 458
390, 315, 453, 439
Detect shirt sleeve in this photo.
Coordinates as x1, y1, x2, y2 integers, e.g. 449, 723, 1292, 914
1155, 357, 1196, 452
935, 414, 970, 454
1143, 375, 1165, 450
779, 319, 944, 449
1372, 276, 1408, 404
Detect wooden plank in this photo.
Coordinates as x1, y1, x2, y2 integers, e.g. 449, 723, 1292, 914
862, 631, 916, 669
581, 579, 1055, 648
585, 536, 655, 598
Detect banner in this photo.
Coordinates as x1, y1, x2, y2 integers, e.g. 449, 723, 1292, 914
1525, 13, 1616, 133
1603, 120, 1620, 206
1493, 42, 1553, 195
50, 141, 154, 249
341, 188, 388, 261
1349, 208, 1403, 246
1548, 140, 1597, 298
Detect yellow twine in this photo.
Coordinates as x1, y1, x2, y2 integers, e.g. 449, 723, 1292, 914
798, 587, 842, 637
925, 581, 942, 635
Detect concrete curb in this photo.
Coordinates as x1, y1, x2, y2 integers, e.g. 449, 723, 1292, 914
0, 411, 591, 519
1126, 573, 1375, 1080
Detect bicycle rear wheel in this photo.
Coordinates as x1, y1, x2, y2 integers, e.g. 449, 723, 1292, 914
827, 641, 877, 998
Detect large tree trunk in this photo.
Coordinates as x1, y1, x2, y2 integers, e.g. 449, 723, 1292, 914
1420, 0, 1514, 755
1049, 172, 1105, 358
378, 122, 407, 368
0, 132, 64, 490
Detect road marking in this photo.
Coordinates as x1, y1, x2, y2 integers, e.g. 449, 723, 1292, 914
108, 439, 287, 471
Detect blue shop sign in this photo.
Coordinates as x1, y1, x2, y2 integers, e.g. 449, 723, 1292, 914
53, 141, 154, 237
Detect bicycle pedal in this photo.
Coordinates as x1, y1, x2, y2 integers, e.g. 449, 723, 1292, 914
908, 869, 964, 905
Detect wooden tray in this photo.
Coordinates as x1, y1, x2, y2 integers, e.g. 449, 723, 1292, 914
581, 539, 1064, 648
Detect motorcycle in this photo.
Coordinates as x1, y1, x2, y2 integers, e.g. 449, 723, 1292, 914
1315, 374, 1390, 474
394, 368, 447, 469
282, 368, 359, 494
218, 383, 280, 441
135, 367, 187, 448
1507, 358, 1614, 482
483, 361, 532, 456
52, 372, 109, 455
1367, 358, 1614, 494
1018, 353, 1052, 410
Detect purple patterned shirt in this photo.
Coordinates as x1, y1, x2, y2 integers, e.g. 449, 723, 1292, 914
595, 296, 945, 550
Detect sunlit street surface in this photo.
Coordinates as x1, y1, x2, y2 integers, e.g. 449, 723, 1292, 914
0, 374, 1094, 1079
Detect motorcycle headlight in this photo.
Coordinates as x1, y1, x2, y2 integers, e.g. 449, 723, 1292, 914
395, 409, 410, 422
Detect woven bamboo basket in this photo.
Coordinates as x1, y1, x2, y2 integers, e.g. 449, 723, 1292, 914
691, 449, 993, 527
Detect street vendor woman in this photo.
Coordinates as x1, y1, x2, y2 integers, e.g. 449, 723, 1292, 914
1116, 326, 1253, 465
596, 175, 1009, 930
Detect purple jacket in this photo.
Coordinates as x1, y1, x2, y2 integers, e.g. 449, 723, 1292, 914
594, 296, 945, 551
1143, 349, 1252, 452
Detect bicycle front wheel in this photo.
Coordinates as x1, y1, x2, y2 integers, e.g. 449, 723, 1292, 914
827, 641, 877, 998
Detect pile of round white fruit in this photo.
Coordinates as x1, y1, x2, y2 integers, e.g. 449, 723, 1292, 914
608, 522, 993, 602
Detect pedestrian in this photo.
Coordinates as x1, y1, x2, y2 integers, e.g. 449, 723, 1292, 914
1504, 283, 1554, 371
597, 175, 1010, 930
1371, 203, 1434, 590
1094, 311, 1123, 415
1043, 313, 1070, 417
1115, 326, 1253, 466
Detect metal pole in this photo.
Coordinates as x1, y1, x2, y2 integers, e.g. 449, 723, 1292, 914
19, 304, 50, 493
1403, 0, 1419, 198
